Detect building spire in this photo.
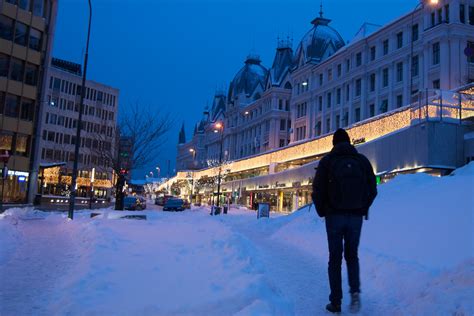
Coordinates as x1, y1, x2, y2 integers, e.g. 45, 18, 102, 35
319, 0, 324, 18
178, 122, 186, 144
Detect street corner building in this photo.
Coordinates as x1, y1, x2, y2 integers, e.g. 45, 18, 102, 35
33, 57, 119, 207
0, 0, 58, 205
169, 0, 474, 212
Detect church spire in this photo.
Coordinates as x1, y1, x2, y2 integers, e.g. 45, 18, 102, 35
178, 122, 186, 144
319, 0, 324, 18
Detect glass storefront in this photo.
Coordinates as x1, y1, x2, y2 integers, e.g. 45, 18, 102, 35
0, 169, 29, 203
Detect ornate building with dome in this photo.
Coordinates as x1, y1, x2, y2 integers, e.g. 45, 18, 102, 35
174, 0, 474, 211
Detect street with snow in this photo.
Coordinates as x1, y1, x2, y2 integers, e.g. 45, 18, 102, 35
0, 164, 473, 315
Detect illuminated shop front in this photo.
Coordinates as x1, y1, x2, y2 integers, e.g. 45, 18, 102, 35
39, 166, 113, 199
0, 169, 29, 203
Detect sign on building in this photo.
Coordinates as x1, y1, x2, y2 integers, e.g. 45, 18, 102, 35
257, 202, 270, 219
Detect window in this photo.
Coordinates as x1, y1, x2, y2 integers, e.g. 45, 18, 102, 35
10, 58, 24, 82
468, 42, 474, 64
15, 134, 29, 156
328, 69, 333, 81
337, 64, 342, 77
343, 112, 348, 127
20, 98, 34, 121
336, 88, 341, 104
431, 12, 435, 26
0, 15, 14, 41
460, 5, 465, 23
47, 131, 54, 141
318, 96, 323, 111
0, 132, 13, 151
280, 119, 286, 131
5, 94, 19, 117
18, 0, 30, 10
383, 68, 389, 87
396, 32, 403, 49
412, 55, 419, 77
327, 93, 332, 108
346, 85, 350, 101
336, 115, 340, 129
0, 92, 4, 114
438, 8, 442, 24
33, 0, 45, 17
315, 121, 321, 136
0, 54, 9, 77
355, 108, 361, 122
412, 24, 419, 42
319, 73, 323, 85
14, 22, 28, 46
396, 94, 403, 108
433, 79, 440, 89
53, 78, 60, 90
396, 62, 403, 82
369, 104, 375, 117
326, 118, 330, 133
370, 73, 376, 92
346, 59, 350, 72
29, 28, 42, 51
433, 42, 440, 65
279, 139, 286, 148
355, 79, 361, 96
445, 4, 449, 23
370, 46, 376, 61
356, 52, 362, 66
468, 7, 474, 25
383, 39, 389, 55
25, 63, 38, 86
380, 99, 388, 113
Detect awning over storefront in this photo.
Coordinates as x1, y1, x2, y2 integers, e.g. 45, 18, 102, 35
223, 160, 320, 192
39, 162, 67, 169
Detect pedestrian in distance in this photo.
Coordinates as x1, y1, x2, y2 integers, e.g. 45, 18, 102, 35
312, 128, 377, 314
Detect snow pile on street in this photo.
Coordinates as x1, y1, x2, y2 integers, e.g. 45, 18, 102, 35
0, 163, 473, 315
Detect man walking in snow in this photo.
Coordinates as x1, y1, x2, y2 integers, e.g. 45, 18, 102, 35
312, 128, 377, 314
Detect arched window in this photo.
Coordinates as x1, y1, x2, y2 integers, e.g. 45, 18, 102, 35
284, 82, 292, 89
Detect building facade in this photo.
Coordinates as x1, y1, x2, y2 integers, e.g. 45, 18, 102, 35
33, 57, 119, 201
171, 0, 474, 211
0, 0, 58, 204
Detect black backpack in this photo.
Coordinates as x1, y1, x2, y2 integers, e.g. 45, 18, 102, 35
328, 154, 368, 211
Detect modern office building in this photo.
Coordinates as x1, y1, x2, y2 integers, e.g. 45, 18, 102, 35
33, 57, 119, 202
0, 0, 58, 204
171, 0, 474, 211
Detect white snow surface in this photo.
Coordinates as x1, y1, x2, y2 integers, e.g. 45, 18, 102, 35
1, 163, 473, 315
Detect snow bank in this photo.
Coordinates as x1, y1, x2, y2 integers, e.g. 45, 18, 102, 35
270, 163, 474, 315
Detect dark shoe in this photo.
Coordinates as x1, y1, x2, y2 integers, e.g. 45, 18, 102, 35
326, 302, 341, 313
350, 292, 361, 313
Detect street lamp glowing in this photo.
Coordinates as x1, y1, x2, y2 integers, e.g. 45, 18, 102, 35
189, 148, 195, 153
429, 0, 439, 5
215, 122, 223, 129
244, 111, 249, 115
302, 81, 308, 86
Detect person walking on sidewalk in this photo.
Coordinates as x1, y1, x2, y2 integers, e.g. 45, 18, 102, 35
312, 128, 377, 314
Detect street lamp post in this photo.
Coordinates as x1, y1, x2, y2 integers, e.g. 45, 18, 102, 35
410, 0, 439, 100
89, 167, 95, 209
214, 122, 224, 210
69, 0, 92, 220
189, 148, 196, 204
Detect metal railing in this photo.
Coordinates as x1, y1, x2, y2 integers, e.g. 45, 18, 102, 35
410, 89, 474, 124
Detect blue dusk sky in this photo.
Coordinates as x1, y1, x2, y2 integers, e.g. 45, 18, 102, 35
53, 0, 415, 179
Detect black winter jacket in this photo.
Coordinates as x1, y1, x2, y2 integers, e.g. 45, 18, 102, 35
311, 142, 377, 218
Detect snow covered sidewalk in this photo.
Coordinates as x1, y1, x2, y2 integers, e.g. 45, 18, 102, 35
0, 163, 473, 315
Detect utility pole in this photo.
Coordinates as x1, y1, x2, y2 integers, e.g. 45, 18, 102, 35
69, 0, 92, 219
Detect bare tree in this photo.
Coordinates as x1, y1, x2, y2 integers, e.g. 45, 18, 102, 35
93, 104, 173, 210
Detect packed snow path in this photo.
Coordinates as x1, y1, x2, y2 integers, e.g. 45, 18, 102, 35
0, 215, 78, 315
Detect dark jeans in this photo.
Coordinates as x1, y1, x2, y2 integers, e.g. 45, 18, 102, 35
325, 214, 363, 304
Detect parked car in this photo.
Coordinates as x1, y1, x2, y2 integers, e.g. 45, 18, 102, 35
155, 195, 174, 206
163, 198, 185, 212
124, 196, 147, 210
